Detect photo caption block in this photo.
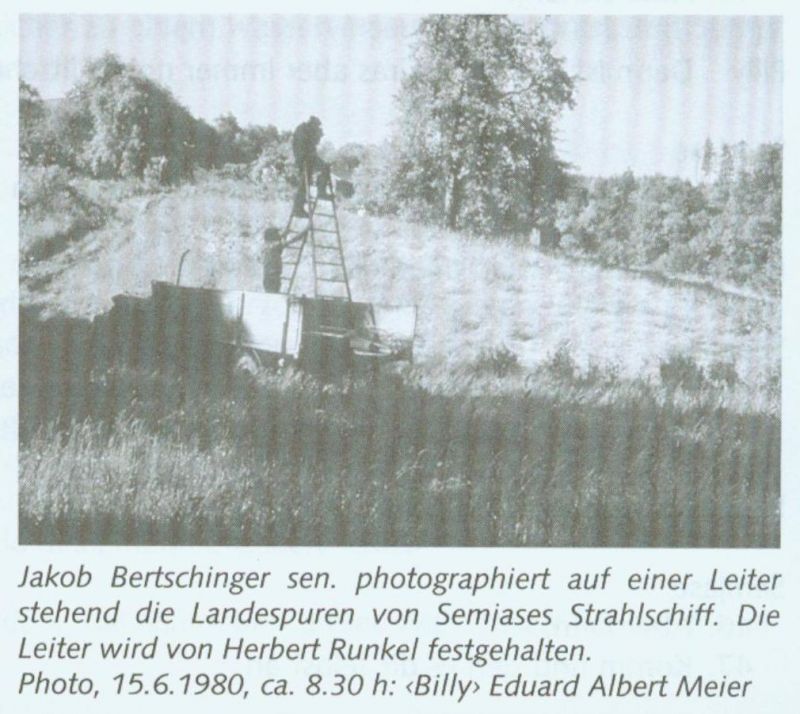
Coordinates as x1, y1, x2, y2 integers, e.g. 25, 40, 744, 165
6, 549, 791, 713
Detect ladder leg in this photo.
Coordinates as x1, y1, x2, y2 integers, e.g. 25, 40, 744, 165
283, 231, 307, 295
279, 163, 352, 300
330, 195, 352, 301
307, 171, 319, 297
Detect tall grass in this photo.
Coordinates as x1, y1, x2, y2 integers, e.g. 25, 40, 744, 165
19, 348, 779, 547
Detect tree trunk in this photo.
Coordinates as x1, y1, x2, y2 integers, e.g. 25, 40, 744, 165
446, 167, 463, 230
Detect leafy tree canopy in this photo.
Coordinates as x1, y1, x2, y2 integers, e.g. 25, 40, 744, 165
394, 15, 576, 234
67, 53, 210, 178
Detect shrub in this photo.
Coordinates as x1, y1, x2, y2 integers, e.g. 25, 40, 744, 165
707, 359, 739, 388
581, 361, 621, 388
19, 165, 72, 213
659, 353, 707, 391
20, 166, 108, 260
541, 342, 579, 382
764, 366, 781, 402
469, 345, 521, 377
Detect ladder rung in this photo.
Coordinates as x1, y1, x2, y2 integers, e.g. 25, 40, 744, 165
317, 277, 347, 283
313, 245, 341, 251
309, 331, 349, 339
314, 212, 335, 218
313, 228, 338, 234
315, 261, 343, 266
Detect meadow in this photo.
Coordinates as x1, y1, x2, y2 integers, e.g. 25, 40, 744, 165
18, 172, 781, 546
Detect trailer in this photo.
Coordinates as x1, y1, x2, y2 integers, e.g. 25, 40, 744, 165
108, 281, 416, 374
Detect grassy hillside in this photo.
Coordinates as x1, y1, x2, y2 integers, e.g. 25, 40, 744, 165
18, 171, 781, 546
21, 171, 780, 383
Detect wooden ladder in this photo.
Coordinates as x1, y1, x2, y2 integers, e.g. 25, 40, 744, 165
280, 171, 352, 301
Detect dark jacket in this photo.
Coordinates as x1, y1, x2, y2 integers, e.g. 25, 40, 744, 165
292, 120, 322, 171
262, 242, 283, 293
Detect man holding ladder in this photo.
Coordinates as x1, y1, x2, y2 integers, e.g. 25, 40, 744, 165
261, 226, 308, 293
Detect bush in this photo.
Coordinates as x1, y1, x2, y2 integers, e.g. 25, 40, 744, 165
764, 366, 781, 402
19, 165, 72, 213
469, 345, 521, 377
707, 360, 739, 388
351, 142, 403, 216
581, 362, 621, 388
541, 342, 579, 382
20, 166, 108, 260
659, 353, 707, 391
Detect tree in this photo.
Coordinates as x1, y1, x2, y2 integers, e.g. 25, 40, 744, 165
630, 177, 708, 267
393, 15, 575, 234
19, 80, 44, 126
330, 143, 368, 177
553, 141, 781, 294
575, 171, 638, 265
700, 138, 715, 181
19, 81, 84, 168
351, 141, 403, 215
249, 130, 294, 186
68, 53, 207, 179
214, 112, 243, 163
717, 143, 782, 290
238, 124, 283, 164
19, 80, 46, 164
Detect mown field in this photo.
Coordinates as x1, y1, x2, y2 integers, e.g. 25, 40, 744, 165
18, 171, 781, 546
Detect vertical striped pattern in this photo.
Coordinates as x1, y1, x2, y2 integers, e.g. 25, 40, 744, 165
19, 305, 780, 547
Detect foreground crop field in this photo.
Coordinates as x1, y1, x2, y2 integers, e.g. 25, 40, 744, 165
19, 356, 779, 547
19, 173, 781, 546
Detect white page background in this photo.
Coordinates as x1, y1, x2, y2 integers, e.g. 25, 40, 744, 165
1, 2, 798, 712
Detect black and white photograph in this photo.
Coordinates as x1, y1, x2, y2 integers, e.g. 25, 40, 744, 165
18, 14, 781, 547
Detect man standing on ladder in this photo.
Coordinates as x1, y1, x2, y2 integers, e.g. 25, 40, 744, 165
274, 115, 354, 301
291, 115, 333, 217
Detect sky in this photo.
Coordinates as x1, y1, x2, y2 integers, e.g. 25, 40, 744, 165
19, 14, 782, 178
